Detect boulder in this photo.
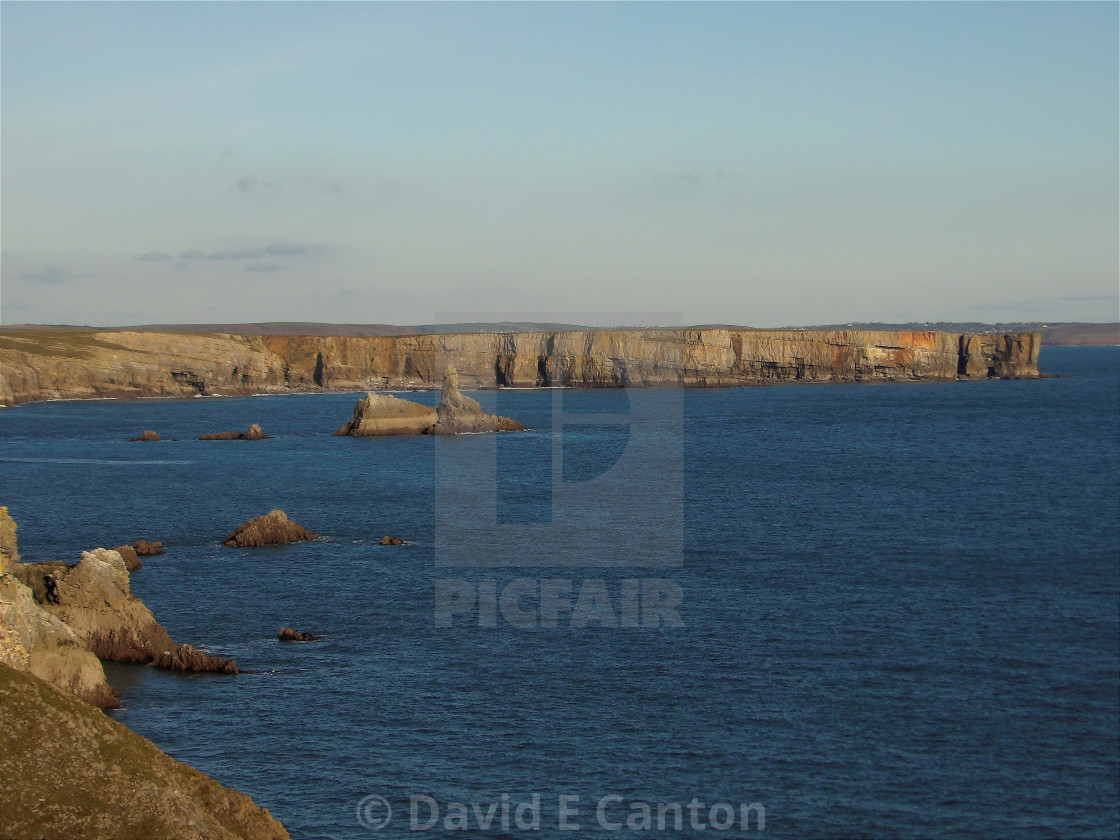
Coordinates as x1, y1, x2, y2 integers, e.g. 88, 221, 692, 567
277, 627, 316, 642
199, 423, 269, 441
129, 430, 161, 442
111, 544, 142, 571
378, 535, 404, 546
333, 392, 437, 436
223, 510, 318, 548
150, 643, 237, 674
425, 366, 526, 434
132, 539, 165, 556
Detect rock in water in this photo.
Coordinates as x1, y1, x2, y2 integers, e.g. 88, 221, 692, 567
277, 627, 316, 642
378, 535, 405, 545
199, 423, 269, 440
129, 430, 160, 442
0, 665, 288, 839
223, 510, 319, 548
132, 539, 165, 556
150, 643, 237, 674
426, 366, 526, 434
333, 392, 437, 436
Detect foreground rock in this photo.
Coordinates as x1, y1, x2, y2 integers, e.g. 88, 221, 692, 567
0, 574, 119, 708
129, 430, 161, 442
0, 664, 288, 840
333, 392, 437, 436
277, 627, 316, 642
223, 510, 318, 548
200, 423, 269, 441
426, 366, 525, 434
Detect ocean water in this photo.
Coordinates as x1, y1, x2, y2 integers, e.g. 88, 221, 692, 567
1, 347, 1117, 839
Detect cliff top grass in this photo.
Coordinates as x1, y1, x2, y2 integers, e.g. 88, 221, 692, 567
0, 329, 134, 358
0, 663, 288, 840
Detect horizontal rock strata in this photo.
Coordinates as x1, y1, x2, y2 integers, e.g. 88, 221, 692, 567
0, 328, 1041, 405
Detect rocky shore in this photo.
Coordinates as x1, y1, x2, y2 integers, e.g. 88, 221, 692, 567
0, 327, 1042, 406
0, 506, 278, 837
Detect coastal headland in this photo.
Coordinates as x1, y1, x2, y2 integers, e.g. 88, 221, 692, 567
0, 327, 1041, 406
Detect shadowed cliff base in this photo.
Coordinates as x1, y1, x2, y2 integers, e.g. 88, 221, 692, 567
0, 326, 1042, 406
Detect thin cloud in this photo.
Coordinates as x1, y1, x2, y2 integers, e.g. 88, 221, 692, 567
173, 244, 317, 261
135, 252, 174, 262
16, 266, 91, 284
243, 262, 284, 273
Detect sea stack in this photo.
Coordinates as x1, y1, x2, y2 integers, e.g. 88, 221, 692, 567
223, 510, 319, 548
426, 366, 526, 434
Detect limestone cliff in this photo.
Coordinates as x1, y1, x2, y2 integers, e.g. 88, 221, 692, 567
0, 664, 288, 840
0, 327, 1041, 406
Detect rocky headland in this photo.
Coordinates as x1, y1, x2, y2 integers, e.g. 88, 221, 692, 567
0, 327, 1042, 406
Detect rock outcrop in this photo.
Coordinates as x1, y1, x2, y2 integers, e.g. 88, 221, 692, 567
427, 366, 526, 434
0, 664, 288, 840
111, 544, 142, 571
132, 539, 165, 557
333, 392, 437, 436
0, 505, 17, 573
277, 627, 316, 642
0, 574, 119, 708
223, 510, 318, 548
0, 327, 1042, 406
151, 643, 238, 674
378, 536, 405, 546
129, 430, 161, 442
200, 423, 269, 440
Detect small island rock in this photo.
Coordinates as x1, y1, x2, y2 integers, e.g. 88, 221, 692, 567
129, 430, 160, 442
223, 510, 318, 548
277, 627, 316, 642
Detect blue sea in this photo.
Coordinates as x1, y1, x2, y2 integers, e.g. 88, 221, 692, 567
1, 347, 1117, 839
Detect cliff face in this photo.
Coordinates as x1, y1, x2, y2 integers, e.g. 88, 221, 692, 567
0, 327, 1041, 406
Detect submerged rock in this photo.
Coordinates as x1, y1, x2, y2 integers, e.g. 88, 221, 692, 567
333, 392, 437, 436
199, 423, 269, 441
378, 535, 405, 546
277, 627, 316, 642
223, 510, 319, 548
151, 643, 237, 674
425, 366, 526, 435
129, 430, 160, 442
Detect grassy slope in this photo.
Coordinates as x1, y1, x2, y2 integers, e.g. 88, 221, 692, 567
0, 664, 288, 840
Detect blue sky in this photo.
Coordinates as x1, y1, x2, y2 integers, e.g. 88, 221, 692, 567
2, 1, 1116, 327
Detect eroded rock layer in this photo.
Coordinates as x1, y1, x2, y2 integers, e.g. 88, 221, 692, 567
0, 327, 1041, 405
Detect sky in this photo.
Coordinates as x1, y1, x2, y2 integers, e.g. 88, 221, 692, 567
2, 1, 1117, 328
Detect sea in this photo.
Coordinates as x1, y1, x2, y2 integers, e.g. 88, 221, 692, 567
0, 346, 1117, 839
